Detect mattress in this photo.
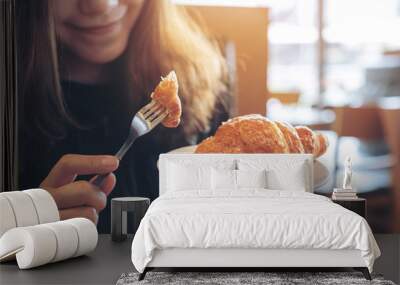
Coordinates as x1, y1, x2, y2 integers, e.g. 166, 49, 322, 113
131, 190, 380, 273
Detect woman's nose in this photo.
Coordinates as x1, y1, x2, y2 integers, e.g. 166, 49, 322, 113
78, 0, 118, 15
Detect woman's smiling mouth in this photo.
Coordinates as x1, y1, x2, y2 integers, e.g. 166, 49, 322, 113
68, 20, 123, 37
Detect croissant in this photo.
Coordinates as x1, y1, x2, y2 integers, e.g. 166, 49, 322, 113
151, 71, 181, 128
195, 114, 328, 158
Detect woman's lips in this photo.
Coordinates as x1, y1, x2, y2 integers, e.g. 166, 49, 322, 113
69, 20, 122, 36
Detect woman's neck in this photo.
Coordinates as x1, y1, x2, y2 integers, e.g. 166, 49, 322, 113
61, 50, 113, 85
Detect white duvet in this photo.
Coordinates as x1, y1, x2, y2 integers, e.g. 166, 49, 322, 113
131, 190, 380, 273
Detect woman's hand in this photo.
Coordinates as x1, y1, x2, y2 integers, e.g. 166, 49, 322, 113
40, 154, 119, 224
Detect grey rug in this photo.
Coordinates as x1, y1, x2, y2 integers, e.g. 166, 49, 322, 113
117, 272, 396, 285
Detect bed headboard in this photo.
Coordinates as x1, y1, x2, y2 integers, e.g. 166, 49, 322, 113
158, 154, 314, 195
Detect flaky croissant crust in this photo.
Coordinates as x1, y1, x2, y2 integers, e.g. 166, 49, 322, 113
151, 71, 181, 128
195, 114, 328, 158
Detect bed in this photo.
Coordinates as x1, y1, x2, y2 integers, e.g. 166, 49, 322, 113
131, 154, 380, 280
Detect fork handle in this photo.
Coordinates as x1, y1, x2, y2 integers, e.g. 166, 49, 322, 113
92, 134, 138, 187
115, 135, 137, 161
92, 174, 109, 187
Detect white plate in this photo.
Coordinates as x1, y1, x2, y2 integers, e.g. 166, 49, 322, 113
167, 145, 330, 189
168, 145, 197, 154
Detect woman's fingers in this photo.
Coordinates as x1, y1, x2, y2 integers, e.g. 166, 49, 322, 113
38, 154, 119, 226
90, 173, 116, 196
50, 181, 107, 212
41, 154, 119, 188
59, 207, 98, 224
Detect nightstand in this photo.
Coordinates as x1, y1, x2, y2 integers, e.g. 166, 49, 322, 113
332, 198, 366, 218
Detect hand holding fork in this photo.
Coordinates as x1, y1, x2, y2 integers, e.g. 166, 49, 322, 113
92, 100, 168, 186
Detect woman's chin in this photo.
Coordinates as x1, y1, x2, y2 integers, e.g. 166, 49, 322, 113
74, 42, 128, 64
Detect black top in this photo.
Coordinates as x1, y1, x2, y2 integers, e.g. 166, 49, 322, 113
18, 81, 229, 233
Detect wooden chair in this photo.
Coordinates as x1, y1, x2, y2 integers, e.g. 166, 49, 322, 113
379, 97, 400, 233
268, 91, 301, 105
332, 106, 384, 140
331, 106, 394, 232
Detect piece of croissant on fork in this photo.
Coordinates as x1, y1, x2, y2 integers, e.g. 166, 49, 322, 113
195, 114, 329, 158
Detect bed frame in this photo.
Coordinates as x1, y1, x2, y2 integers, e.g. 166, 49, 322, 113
139, 249, 371, 280
140, 154, 372, 281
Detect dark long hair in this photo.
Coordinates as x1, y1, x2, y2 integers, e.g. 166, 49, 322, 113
16, 0, 74, 140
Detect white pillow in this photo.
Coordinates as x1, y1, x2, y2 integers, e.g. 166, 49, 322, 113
267, 167, 307, 191
212, 169, 268, 190
167, 162, 211, 191
236, 169, 268, 189
212, 168, 237, 190
237, 159, 310, 192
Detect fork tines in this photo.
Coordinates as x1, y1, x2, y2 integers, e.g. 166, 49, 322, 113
138, 100, 168, 126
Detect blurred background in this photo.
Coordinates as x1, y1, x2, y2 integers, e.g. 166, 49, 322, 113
175, 0, 400, 233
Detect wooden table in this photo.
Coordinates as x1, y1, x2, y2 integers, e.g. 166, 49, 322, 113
267, 105, 336, 130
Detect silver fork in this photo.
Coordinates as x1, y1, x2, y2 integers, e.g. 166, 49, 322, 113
92, 100, 168, 186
